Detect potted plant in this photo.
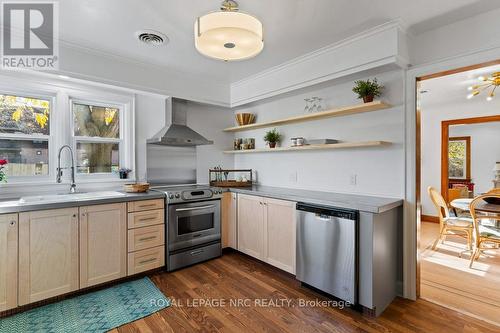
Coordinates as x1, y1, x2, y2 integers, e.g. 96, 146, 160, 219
352, 78, 383, 103
118, 168, 132, 179
264, 128, 282, 148
0, 159, 8, 183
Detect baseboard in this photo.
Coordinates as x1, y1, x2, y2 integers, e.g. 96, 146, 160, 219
421, 214, 439, 223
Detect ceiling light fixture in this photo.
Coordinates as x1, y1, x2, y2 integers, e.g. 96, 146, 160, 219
194, 0, 264, 62
467, 72, 500, 101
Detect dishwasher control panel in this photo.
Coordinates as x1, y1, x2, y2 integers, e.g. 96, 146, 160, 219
296, 203, 358, 220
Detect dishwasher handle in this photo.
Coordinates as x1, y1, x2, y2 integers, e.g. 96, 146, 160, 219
296, 203, 358, 221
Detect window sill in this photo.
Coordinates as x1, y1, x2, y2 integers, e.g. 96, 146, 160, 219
0, 178, 136, 188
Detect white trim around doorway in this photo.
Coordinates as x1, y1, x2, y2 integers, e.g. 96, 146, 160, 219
403, 46, 500, 301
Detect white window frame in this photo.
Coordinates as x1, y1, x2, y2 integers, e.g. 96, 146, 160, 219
0, 88, 56, 183
70, 98, 124, 181
0, 75, 135, 187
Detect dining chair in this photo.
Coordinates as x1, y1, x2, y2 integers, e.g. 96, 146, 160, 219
428, 186, 473, 256
488, 188, 500, 195
448, 187, 469, 216
469, 194, 500, 268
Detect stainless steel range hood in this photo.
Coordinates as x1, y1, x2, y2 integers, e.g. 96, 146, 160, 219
147, 97, 214, 146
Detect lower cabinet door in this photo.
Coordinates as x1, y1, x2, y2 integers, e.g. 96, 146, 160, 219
128, 246, 165, 275
237, 194, 265, 260
19, 208, 79, 305
80, 203, 127, 288
264, 198, 296, 274
0, 213, 18, 311
222, 192, 237, 249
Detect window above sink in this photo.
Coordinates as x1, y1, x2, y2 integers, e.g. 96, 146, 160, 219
0, 76, 135, 186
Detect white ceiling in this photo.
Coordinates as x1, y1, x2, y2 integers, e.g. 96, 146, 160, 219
59, 0, 500, 84
420, 63, 500, 108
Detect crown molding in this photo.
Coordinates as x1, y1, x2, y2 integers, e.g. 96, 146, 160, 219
59, 39, 228, 86
230, 19, 410, 107
232, 19, 408, 88
57, 40, 231, 107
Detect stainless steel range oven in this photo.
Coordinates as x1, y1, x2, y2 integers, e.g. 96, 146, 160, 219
168, 200, 220, 252
152, 185, 223, 271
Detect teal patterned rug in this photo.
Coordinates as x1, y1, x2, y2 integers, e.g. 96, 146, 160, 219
0, 277, 170, 333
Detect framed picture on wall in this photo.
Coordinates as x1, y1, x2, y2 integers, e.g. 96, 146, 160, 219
448, 136, 471, 180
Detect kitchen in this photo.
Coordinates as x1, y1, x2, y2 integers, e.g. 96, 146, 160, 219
1, 1, 500, 332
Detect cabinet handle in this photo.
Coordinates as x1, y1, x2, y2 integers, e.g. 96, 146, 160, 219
73, 214, 78, 218
139, 257, 157, 265
139, 204, 157, 208
138, 236, 157, 242
9, 220, 16, 226
138, 217, 156, 222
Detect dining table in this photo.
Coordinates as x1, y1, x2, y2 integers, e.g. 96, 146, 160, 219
450, 198, 500, 214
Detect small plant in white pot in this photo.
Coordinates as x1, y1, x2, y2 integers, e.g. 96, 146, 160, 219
352, 78, 383, 103
264, 128, 282, 148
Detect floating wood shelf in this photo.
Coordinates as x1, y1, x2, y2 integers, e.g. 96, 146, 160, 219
224, 101, 391, 132
224, 141, 392, 154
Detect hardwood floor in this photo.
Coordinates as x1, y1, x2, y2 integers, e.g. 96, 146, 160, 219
112, 251, 498, 333
420, 221, 500, 326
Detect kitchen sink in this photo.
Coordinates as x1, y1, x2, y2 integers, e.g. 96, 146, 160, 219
19, 191, 126, 204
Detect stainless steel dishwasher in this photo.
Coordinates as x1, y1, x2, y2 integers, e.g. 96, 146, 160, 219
296, 203, 358, 304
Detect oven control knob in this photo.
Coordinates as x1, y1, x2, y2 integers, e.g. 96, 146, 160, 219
169, 194, 174, 199
175, 193, 180, 198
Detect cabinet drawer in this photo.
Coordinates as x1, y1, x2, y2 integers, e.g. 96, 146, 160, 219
127, 199, 164, 213
128, 224, 165, 252
128, 209, 164, 229
127, 246, 165, 275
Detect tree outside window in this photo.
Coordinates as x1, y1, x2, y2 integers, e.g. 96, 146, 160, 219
0, 94, 50, 177
73, 102, 120, 174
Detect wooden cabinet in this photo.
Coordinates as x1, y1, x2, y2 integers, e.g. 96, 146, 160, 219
19, 208, 79, 305
264, 198, 296, 274
79, 203, 127, 288
222, 192, 237, 249
128, 224, 164, 252
128, 209, 164, 229
8, 197, 165, 310
237, 194, 296, 274
128, 246, 165, 275
237, 194, 265, 259
127, 199, 165, 276
127, 199, 164, 212
0, 214, 18, 311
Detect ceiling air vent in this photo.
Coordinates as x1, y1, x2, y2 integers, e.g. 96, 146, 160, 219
135, 30, 168, 46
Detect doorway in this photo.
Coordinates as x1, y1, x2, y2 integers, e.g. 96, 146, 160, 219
416, 61, 500, 325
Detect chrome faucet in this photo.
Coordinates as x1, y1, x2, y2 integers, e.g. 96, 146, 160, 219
56, 145, 76, 193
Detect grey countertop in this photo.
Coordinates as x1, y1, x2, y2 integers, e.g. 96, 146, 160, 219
0, 185, 402, 214
0, 191, 165, 214
228, 185, 403, 213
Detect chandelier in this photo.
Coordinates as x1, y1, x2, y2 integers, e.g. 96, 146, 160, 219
194, 0, 264, 62
467, 72, 500, 101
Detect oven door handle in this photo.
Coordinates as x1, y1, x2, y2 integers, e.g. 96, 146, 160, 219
175, 205, 215, 212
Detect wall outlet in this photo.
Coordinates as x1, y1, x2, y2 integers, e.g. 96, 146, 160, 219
289, 171, 298, 183
350, 174, 357, 186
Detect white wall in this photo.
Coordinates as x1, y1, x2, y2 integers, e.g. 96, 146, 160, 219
449, 122, 500, 195
420, 99, 500, 216
411, 7, 500, 66
135, 95, 234, 184
232, 69, 405, 198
